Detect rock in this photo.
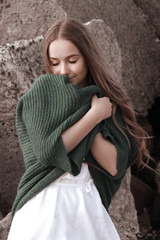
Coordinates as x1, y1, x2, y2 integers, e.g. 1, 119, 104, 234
0, 0, 66, 45
0, 213, 11, 240
148, 160, 160, 229
0, 211, 4, 221
155, 161, 160, 193
133, 0, 160, 37
0, 36, 45, 216
109, 169, 139, 240
131, 175, 155, 215
137, 208, 160, 240
149, 193, 160, 229
148, 97, 160, 156
84, 19, 122, 84
59, 0, 160, 115
0, 0, 160, 114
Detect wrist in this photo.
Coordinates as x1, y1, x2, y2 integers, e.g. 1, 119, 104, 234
87, 108, 102, 125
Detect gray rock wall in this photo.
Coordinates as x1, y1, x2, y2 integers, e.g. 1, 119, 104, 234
109, 169, 139, 240
60, 0, 160, 114
0, 213, 11, 240
0, 0, 66, 45
0, 0, 160, 239
0, 0, 159, 114
0, 36, 45, 216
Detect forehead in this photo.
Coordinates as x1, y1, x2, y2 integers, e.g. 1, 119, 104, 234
49, 39, 81, 58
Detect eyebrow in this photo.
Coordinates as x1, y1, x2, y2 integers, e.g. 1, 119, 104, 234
49, 54, 80, 60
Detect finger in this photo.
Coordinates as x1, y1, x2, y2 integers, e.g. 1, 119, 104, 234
93, 94, 98, 99
91, 94, 98, 103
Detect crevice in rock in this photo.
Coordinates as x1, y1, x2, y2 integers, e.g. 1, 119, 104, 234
131, 96, 160, 239
148, 97, 160, 159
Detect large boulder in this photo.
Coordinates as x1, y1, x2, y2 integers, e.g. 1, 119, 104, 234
60, 0, 160, 115
0, 213, 11, 240
109, 169, 139, 240
131, 175, 155, 215
133, 0, 160, 37
0, 0, 159, 115
0, 19, 139, 239
0, 0, 66, 46
0, 36, 45, 216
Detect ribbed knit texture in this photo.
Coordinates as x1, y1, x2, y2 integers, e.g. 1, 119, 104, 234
12, 74, 138, 220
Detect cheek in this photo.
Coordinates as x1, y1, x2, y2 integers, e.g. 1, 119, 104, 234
75, 61, 88, 76
81, 62, 88, 78
50, 66, 59, 74
50, 66, 54, 73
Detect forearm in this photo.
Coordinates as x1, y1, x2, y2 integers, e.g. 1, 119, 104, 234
90, 132, 117, 176
62, 109, 100, 153
62, 94, 113, 154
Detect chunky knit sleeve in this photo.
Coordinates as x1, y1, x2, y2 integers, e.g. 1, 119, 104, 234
16, 75, 77, 173
101, 107, 138, 179
87, 107, 138, 178
86, 107, 138, 209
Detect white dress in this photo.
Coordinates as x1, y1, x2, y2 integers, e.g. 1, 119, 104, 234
8, 163, 120, 240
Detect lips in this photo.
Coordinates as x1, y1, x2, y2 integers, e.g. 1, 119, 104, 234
69, 76, 76, 83
69, 76, 75, 80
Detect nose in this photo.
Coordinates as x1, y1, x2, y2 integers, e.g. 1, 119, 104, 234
60, 63, 69, 75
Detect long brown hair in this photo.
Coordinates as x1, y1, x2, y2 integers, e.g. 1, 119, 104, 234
43, 18, 152, 169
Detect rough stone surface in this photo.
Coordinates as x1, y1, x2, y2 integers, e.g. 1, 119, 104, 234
0, 19, 139, 239
59, 0, 160, 115
0, 211, 3, 221
0, 213, 11, 240
0, 36, 45, 216
133, 0, 160, 37
0, 0, 66, 46
155, 161, 160, 193
131, 175, 155, 215
1, 0, 159, 115
84, 19, 122, 84
109, 169, 139, 240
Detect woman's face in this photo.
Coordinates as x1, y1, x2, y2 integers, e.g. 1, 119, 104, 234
48, 39, 88, 87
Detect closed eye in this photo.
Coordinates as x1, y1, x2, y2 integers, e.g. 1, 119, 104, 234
69, 60, 77, 64
51, 62, 59, 66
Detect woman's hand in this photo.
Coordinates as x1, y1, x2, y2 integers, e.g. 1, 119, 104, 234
62, 94, 112, 153
91, 95, 112, 123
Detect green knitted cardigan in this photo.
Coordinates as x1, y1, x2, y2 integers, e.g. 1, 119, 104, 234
12, 74, 138, 219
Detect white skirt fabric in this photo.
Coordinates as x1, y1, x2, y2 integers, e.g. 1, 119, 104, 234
8, 163, 120, 240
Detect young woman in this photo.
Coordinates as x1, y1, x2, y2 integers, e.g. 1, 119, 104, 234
8, 18, 151, 240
